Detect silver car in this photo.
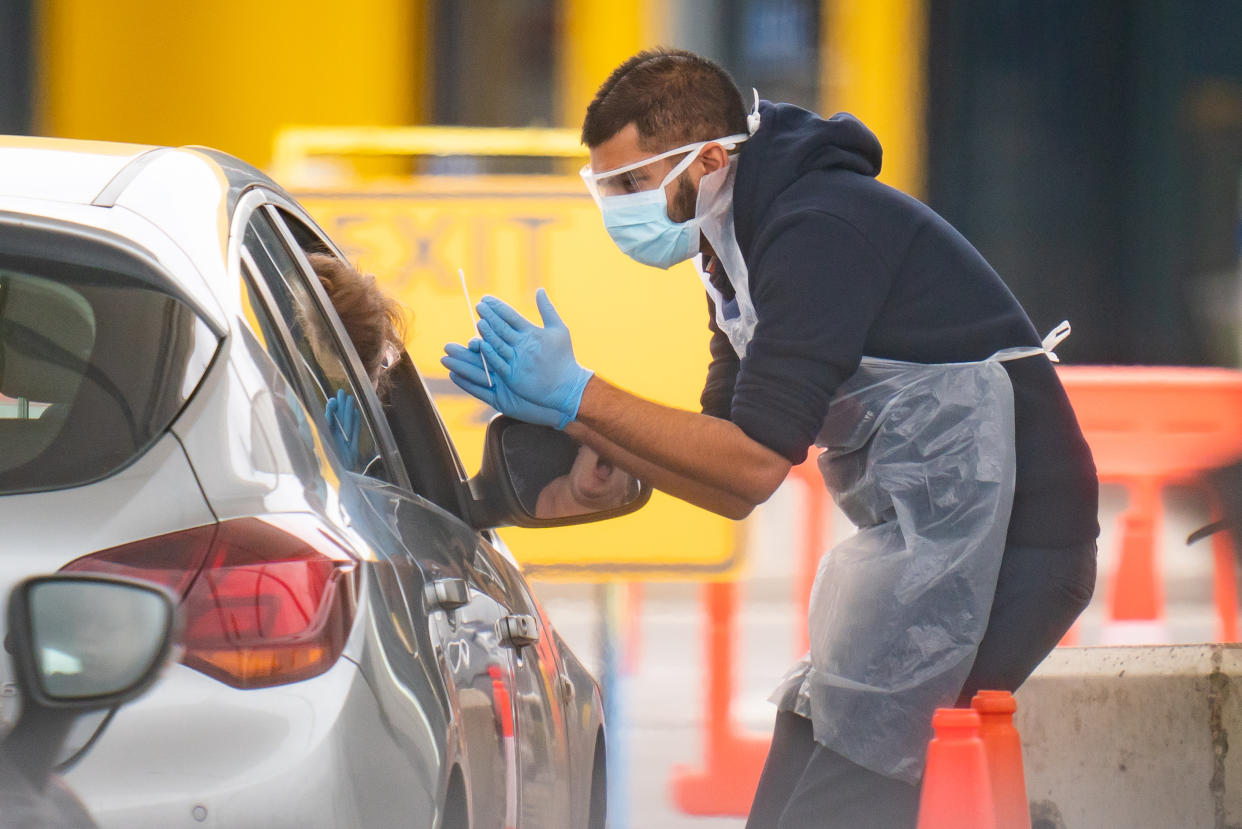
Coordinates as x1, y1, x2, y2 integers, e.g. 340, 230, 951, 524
0, 136, 645, 828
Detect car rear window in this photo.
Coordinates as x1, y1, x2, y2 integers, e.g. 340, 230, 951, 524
0, 221, 219, 495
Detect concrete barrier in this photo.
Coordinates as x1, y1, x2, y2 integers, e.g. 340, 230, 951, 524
1015, 644, 1242, 829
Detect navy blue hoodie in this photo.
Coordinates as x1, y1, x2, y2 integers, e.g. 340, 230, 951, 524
701, 102, 1099, 547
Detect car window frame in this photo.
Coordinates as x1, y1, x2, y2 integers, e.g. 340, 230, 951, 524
258, 201, 454, 494
231, 193, 410, 491
228, 187, 493, 527
236, 246, 366, 474
256, 193, 480, 521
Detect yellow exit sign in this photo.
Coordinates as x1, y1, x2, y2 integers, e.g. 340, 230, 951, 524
296, 177, 740, 581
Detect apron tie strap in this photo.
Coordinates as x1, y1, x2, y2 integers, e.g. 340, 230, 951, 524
993, 320, 1072, 363
1041, 320, 1071, 362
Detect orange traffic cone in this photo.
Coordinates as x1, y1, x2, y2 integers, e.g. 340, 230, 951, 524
917, 708, 996, 829
972, 691, 1031, 829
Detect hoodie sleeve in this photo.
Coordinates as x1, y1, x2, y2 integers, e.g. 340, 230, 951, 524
730, 210, 893, 464
700, 294, 740, 418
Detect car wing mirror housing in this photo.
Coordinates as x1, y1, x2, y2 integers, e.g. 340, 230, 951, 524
2, 574, 179, 790
465, 415, 652, 530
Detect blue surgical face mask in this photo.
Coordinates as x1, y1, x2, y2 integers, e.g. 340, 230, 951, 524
582, 131, 752, 270
597, 149, 703, 270
581, 95, 763, 270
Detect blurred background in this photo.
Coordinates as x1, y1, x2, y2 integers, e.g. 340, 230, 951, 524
4, 0, 1242, 365
4, 1, 1242, 826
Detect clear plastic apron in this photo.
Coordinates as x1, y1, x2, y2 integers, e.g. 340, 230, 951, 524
770, 325, 1070, 783
688, 160, 1071, 781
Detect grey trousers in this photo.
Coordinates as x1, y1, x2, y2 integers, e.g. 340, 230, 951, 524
745, 539, 1098, 829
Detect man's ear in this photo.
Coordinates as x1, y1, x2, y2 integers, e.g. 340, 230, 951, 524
697, 142, 731, 174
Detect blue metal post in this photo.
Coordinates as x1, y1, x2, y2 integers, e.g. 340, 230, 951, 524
598, 581, 628, 829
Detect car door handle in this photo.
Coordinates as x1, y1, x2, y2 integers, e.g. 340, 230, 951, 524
425, 578, 470, 613
558, 673, 575, 704
497, 614, 539, 649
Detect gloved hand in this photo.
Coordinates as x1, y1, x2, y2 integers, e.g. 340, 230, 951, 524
473, 289, 593, 428
442, 340, 568, 429
325, 388, 360, 470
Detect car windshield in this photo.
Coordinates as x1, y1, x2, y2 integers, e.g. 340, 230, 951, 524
0, 223, 219, 495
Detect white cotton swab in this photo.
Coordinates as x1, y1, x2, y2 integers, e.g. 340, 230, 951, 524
458, 268, 493, 388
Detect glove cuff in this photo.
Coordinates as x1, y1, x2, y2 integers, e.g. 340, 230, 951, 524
556, 367, 594, 430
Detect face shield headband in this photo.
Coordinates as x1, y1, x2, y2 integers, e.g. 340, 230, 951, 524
578, 133, 750, 205
578, 88, 763, 204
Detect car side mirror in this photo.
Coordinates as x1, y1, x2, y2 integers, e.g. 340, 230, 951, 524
1, 574, 178, 790
466, 415, 652, 529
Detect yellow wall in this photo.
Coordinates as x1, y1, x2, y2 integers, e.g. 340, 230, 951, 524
37, 0, 427, 168
558, 0, 668, 129
820, 0, 926, 197
558, 0, 927, 196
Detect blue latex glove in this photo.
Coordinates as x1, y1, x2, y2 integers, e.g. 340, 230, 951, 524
442, 341, 566, 429
473, 288, 593, 427
325, 388, 360, 470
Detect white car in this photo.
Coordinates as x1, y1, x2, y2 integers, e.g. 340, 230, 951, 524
0, 136, 646, 828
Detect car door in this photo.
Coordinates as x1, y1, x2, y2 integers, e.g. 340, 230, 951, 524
234, 199, 506, 815
376, 346, 574, 828
472, 533, 575, 828
251, 198, 571, 827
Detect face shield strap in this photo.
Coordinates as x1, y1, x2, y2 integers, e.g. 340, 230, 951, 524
655, 147, 706, 191
747, 88, 762, 135
580, 133, 751, 204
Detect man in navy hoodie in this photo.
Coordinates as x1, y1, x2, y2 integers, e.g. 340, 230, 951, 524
443, 48, 1099, 828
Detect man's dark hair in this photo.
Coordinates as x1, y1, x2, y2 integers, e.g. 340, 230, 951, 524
581, 48, 748, 151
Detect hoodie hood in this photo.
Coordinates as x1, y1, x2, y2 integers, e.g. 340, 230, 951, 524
733, 101, 882, 257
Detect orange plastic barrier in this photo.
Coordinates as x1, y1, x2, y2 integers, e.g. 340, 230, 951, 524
1057, 366, 1242, 641
917, 708, 997, 829
971, 691, 1030, 829
669, 460, 827, 816
669, 581, 772, 815
790, 459, 830, 654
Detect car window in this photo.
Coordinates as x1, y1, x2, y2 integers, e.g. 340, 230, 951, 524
269, 205, 472, 517
273, 206, 333, 257
380, 352, 470, 516
240, 211, 393, 482
0, 226, 218, 495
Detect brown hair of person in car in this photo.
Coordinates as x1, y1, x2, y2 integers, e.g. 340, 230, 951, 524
307, 253, 406, 391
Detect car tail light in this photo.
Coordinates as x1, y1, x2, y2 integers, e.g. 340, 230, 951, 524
62, 516, 358, 689
60, 524, 215, 596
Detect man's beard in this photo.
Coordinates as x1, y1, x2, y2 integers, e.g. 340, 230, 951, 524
670, 173, 698, 224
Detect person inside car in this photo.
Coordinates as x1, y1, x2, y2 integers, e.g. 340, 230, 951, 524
307, 253, 405, 392
306, 253, 406, 470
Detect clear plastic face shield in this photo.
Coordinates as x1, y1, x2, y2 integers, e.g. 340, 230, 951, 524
578, 134, 750, 205
579, 88, 763, 207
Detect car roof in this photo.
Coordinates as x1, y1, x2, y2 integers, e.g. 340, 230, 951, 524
0, 136, 295, 331
0, 135, 286, 208
0, 136, 158, 204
